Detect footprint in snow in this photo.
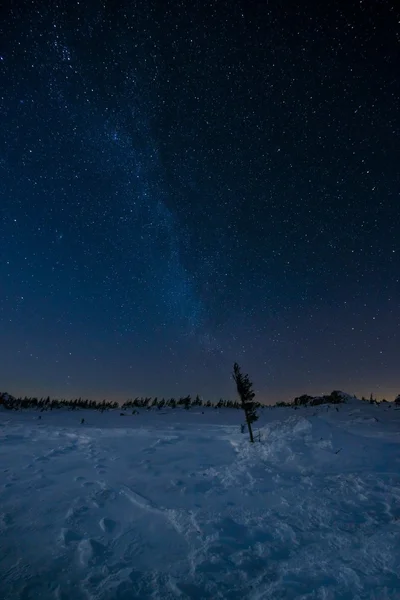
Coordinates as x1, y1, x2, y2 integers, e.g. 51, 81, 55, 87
77, 538, 109, 567
99, 517, 117, 533
95, 464, 107, 474
74, 475, 95, 487
34, 455, 50, 463
60, 528, 82, 546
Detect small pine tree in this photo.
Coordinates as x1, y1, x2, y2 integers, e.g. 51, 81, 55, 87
194, 395, 203, 406
232, 362, 258, 443
183, 395, 191, 410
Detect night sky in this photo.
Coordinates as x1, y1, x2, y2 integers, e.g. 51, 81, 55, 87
1, 1, 398, 404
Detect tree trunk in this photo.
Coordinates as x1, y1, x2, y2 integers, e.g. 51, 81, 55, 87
245, 412, 254, 443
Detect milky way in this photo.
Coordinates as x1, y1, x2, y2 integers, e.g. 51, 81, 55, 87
0, 1, 398, 402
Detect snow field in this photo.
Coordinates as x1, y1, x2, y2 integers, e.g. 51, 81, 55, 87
1, 402, 400, 599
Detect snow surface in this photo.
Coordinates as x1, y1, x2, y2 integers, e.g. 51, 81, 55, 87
1, 401, 400, 599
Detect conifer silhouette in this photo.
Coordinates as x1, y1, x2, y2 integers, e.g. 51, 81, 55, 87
232, 362, 258, 443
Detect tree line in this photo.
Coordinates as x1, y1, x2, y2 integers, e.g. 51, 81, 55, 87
0, 392, 263, 412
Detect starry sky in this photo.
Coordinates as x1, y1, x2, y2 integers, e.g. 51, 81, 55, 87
1, 0, 399, 403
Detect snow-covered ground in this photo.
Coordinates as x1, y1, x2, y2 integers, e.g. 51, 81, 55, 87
1, 400, 400, 599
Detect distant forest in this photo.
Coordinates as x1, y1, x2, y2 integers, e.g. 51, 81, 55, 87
0, 393, 262, 412
1, 390, 391, 412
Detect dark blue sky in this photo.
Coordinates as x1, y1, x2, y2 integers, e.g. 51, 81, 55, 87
1, 0, 398, 403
